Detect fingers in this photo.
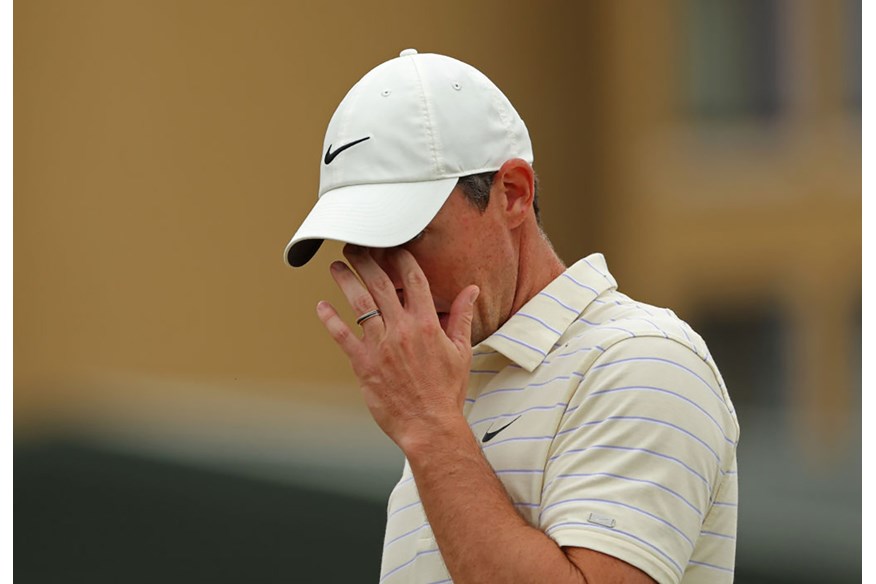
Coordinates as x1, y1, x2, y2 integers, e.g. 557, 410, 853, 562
342, 246, 404, 320
445, 285, 479, 349
387, 248, 436, 318
329, 261, 387, 336
316, 300, 364, 359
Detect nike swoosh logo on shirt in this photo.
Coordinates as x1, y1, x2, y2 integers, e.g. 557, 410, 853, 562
481, 415, 522, 443
323, 136, 371, 165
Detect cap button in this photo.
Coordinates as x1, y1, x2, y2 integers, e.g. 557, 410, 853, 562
399, 48, 418, 57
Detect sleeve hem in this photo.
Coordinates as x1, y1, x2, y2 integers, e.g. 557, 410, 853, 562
550, 527, 681, 584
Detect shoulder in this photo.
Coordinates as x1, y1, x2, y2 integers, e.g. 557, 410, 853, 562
551, 291, 736, 431
557, 289, 714, 367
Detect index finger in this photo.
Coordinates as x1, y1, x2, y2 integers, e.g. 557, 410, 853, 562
389, 248, 437, 318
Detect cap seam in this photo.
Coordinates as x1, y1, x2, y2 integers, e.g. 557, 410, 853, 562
408, 56, 441, 176
490, 88, 517, 156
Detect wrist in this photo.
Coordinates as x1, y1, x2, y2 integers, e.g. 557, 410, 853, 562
397, 413, 473, 460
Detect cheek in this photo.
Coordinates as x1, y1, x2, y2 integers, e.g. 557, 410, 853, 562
415, 256, 467, 307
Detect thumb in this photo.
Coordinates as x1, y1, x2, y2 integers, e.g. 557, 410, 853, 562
446, 285, 480, 349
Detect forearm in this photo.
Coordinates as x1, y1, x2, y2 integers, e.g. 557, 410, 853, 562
401, 415, 586, 584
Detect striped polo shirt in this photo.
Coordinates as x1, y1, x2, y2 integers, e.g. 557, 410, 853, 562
379, 253, 739, 584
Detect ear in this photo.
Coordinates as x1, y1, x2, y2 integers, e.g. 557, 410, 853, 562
494, 158, 535, 230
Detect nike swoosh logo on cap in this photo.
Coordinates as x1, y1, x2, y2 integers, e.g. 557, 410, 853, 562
324, 136, 371, 165
481, 415, 521, 443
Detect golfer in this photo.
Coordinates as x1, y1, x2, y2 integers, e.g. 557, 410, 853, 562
284, 49, 739, 584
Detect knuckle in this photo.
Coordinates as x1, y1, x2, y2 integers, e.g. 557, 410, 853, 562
406, 269, 428, 289
333, 325, 349, 342
352, 295, 374, 314
334, 324, 357, 347
355, 361, 378, 383
377, 346, 399, 368
420, 318, 440, 336
394, 326, 411, 344
371, 275, 394, 296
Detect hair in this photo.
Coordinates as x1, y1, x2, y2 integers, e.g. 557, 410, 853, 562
456, 170, 541, 224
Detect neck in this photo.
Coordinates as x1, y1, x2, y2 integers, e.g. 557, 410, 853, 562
509, 221, 566, 317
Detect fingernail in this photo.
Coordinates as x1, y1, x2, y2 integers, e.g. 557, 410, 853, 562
470, 287, 480, 304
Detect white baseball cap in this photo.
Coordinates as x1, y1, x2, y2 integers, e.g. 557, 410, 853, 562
283, 48, 534, 267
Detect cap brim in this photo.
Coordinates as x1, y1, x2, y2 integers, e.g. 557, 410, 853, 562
284, 177, 459, 267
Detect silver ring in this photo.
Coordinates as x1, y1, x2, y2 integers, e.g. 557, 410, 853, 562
355, 308, 382, 326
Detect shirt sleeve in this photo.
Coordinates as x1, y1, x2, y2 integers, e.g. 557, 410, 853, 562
538, 335, 738, 584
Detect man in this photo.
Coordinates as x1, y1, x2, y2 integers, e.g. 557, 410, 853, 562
283, 49, 739, 584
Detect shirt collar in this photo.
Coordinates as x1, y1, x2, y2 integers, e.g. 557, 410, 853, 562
474, 253, 618, 372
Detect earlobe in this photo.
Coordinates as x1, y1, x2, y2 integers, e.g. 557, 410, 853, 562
496, 159, 535, 228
